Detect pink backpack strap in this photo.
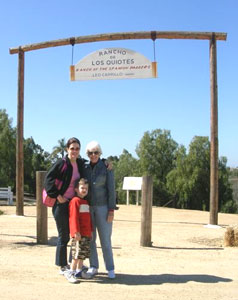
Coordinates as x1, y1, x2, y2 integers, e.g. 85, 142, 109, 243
60, 157, 67, 174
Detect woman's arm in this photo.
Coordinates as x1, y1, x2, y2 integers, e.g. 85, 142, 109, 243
44, 159, 64, 198
106, 169, 116, 212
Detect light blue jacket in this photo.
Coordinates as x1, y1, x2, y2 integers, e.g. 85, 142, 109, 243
83, 159, 116, 210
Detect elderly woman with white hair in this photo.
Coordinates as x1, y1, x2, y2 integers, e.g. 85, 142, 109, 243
83, 141, 116, 279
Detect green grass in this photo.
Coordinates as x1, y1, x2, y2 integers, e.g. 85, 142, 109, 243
0, 210, 4, 215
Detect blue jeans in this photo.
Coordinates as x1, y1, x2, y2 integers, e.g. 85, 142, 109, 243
90, 205, 114, 271
52, 202, 70, 267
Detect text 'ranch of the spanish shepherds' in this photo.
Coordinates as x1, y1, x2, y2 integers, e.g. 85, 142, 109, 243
72, 48, 157, 81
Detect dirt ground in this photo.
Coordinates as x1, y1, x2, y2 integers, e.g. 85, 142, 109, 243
0, 203, 238, 300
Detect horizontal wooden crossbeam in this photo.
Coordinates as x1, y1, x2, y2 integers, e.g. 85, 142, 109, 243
9, 31, 227, 54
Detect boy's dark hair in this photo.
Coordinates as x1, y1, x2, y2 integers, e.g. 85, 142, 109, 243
74, 178, 89, 188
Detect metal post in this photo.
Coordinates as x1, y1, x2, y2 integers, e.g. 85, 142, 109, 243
126, 190, 129, 205
136, 190, 139, 205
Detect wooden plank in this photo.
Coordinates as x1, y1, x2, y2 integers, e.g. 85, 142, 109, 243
9, 31, 227, 54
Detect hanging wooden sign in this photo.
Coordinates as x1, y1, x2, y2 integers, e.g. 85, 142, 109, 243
70, 47, 157, 81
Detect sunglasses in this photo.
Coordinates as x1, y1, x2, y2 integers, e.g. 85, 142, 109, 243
88, 151, 99, 155
69, 147, 80, 151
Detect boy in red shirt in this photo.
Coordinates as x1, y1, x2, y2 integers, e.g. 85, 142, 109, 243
64, 178, 92, 283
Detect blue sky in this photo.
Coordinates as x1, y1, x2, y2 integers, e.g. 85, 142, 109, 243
1, 1, 237, 166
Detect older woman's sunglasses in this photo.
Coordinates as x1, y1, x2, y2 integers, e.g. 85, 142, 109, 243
88, 151, 99, 155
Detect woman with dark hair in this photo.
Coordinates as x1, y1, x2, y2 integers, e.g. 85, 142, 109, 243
44, 137, 85, 276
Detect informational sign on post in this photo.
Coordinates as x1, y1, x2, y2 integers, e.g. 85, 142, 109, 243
123, 177, 142, 191
123, 177, 142, 205
70, 47, 157, 81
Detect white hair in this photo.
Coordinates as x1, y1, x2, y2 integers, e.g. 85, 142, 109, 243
85, 141, 102, 155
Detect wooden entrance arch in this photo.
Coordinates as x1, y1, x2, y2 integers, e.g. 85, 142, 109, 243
9, 31, 227, 224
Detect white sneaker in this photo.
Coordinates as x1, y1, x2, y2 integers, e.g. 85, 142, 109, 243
108, 270, 116, 279
75, 269, 92, 279
64, 270, 78, 284
82, 265, 88, 272
86, 267, 98, 278
59, 265, 70, 275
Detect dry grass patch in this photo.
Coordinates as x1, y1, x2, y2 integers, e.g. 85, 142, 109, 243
224, 225, 238, 247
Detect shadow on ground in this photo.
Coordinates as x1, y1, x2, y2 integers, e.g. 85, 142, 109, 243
90, 273, 232, 285
149, 245, 223, 251
0, 235, 223, 251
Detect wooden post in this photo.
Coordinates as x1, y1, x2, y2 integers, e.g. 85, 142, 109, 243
209, 34, 219, 225
140, 176, 153, 247
16, 48, 24, 216
36, 171, 48, 244
9, 31, 227, 54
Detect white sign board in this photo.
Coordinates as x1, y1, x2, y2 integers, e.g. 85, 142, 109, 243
123, 177, 142, 191
70, 47, 157, 81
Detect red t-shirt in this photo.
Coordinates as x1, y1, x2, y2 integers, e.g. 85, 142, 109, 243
69, 197, 92, 238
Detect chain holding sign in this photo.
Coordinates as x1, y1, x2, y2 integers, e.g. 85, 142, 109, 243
70, 47, 157, 81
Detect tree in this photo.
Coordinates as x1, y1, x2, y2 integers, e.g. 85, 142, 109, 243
136, 129, 178, 206
229, 167, 238, 177
107, 155, 119, 163
186, 136, 210, 210
51, 138, 66, 159
218, 156, 236, 213
0, 109, 16, 189
167, 136, 210, 210
167, 136, 236, 212
165, 145, 189, 208
0, 109, 52, 195
24, 137, 52, 194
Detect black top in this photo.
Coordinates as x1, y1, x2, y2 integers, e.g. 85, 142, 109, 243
44, 155, 85, 198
